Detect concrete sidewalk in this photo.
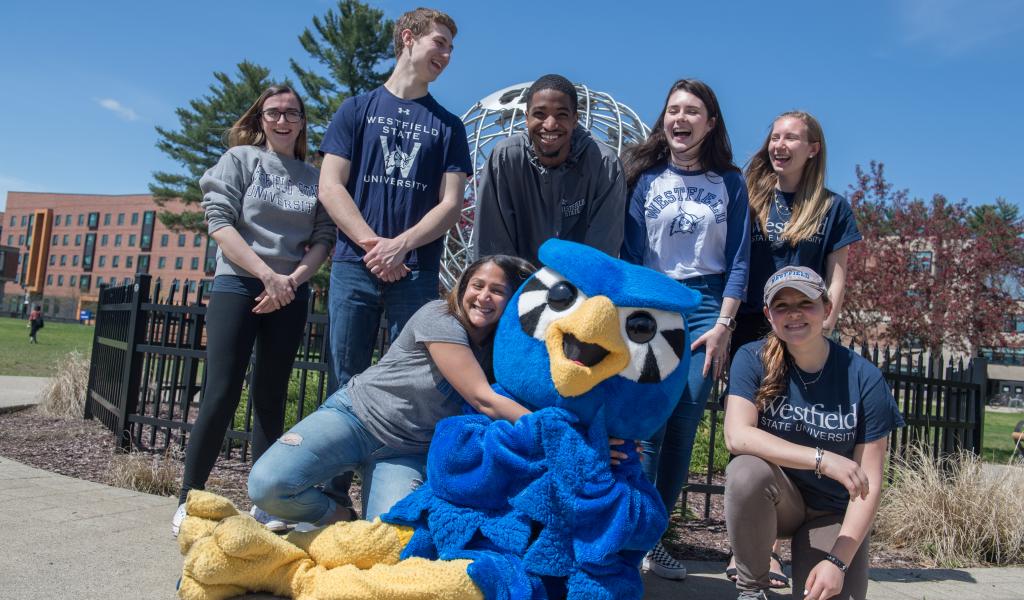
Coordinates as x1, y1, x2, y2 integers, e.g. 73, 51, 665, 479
0, 375, 50, 413
0, 456, 1021, 599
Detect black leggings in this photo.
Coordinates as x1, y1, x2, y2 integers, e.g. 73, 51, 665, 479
179, 289, 307, 505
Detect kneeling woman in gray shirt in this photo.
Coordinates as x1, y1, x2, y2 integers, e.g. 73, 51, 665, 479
248, 255, 535, 523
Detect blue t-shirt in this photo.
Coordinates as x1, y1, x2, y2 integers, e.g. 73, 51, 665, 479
742, 191, 861, 314
320, 86, 472, 270
728, 339, 904, 512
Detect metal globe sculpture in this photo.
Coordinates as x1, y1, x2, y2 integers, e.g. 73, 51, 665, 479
440, 81, 651, 289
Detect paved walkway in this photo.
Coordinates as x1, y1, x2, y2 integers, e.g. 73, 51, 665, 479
0, 456, 1021, 599
0, 375, 50, 413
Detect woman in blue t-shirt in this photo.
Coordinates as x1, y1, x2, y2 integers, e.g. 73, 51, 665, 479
732, 111, 861, 352
620, 79, 751, 580
724, 267, 903, 600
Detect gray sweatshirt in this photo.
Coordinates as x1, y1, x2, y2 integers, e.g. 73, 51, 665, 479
471, 127, 626, 268
200, 145, 336, 278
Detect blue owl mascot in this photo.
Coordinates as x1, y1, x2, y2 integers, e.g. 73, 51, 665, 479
177, 240, 700, 600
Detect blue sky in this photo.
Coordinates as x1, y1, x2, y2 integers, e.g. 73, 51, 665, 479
2, 0, 1022, 212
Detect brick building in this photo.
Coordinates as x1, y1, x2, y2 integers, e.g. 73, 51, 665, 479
2, 192, 214, 318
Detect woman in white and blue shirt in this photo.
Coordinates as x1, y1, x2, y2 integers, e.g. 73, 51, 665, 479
621, 78, 750, 580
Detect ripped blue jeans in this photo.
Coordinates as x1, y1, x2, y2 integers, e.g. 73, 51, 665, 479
248, 390, 426, 523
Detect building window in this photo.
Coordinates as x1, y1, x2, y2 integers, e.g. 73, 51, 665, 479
98, 255, 106, 267
88, 212, 99, 229
52, 234, 58, 245
117, 213, 125, 225
910, 251, 933, 272
114, 234, 122, 247
57, 275, 64, 286
138, 255, 150, 273
75, 234, 82, 246
82, 233, 96, 271
19, 235, 25, 246
21, 215, 28, 226
102, 234, 110, 247
62, 234, 69, 245
191, 257, 199, 270
97, 276, 104, 287
78, 214, 84, 226
205, 237, 217, 274
72, 255, 79, 267
126, 256, 133, 269
8, 215, 13, 226
70, 275, 76, 286
112, 256, 120, 268
5, 235, 11, 245
79, 275, 91, 292
193, 234, 203, 247
55, 215, 62, 226
175, 257, 183, 269
131, 212, 139, 225
176, 234, 185, 247
60, 255, 66, 266
140, 211, 154, 251
158, 257, 166, 269
49, 255, 56, 266
160, 234, 169, 247
66, 214, 71, 225
47, 274, 53, 285
103, 213, 111, 226
128, 234, 136, 247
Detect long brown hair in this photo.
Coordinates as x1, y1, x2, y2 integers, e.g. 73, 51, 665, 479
445, 255, 536, 335
745, 111, 831, 246
754, 289, 831, 411
623, 79, 738, 188
228, 85, 308, 161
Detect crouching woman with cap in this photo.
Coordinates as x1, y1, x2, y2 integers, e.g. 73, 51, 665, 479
723, 267, 903, 600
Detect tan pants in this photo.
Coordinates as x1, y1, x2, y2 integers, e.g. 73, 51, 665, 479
725, 455, 869, 599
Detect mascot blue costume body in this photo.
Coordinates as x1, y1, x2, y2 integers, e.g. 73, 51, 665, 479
177, 240, 700, 600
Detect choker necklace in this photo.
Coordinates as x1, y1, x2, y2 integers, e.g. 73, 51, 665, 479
790, 345, 829, 390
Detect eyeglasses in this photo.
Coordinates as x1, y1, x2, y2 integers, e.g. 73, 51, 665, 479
261, 109, 304, 123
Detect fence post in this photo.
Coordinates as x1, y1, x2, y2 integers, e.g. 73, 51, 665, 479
115, 274, 151, 450
83, 288, 106, 421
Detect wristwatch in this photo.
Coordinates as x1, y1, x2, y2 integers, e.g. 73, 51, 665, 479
716, 316, 737, 331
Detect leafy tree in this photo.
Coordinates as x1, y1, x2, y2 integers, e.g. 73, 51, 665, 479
150, 61, 275, 233
290, 0, 394, 153
841, 161, 1024, 355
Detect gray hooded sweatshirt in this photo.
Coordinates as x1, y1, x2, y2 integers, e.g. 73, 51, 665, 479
471, 127, 626, 268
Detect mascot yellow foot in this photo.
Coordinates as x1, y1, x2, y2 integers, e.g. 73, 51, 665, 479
177, 491, 481, 600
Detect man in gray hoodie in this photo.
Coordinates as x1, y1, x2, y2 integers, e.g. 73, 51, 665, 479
471, 74, 626, 268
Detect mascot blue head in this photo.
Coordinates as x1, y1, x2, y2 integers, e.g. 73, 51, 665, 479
493, 239, 701, 440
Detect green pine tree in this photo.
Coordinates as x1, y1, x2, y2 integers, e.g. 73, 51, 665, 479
291, 0, 394, 153
149, 61, 275, 233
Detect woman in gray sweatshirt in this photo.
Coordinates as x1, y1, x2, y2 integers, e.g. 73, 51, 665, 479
172, 85, 335, 536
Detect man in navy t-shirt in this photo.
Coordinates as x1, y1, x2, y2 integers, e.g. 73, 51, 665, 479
317, 7, 472, 393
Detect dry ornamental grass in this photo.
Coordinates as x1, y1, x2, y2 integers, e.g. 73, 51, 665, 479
37, 350, 90, 419
874, 446, 1024, 567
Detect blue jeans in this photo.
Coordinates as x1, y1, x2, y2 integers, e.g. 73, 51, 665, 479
326, 261, 440, 393
642, 274, 724, 514
248, 390, 427, 523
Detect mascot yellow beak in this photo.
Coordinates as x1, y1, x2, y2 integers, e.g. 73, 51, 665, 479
545, 296, 629, 397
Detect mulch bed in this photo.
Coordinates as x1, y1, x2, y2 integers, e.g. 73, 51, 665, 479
0, 407, 923, 568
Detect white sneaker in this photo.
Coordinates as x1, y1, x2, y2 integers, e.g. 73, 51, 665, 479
249, 506, 293, 533
292, 522, 319, 533
643, 542, 687, 580
171, 503, 187, 538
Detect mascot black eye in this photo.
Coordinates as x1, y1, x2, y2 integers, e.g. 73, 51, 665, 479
546, 281, 578, 311
625, 311, 657, 343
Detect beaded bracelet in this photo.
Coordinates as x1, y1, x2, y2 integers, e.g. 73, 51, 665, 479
814, 447, 824, 479
824, 553, 848, 573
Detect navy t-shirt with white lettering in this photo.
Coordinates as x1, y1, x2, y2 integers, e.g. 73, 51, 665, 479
320, 86, 472, 270
728, 339, 904, 512
742, 191, 861, 314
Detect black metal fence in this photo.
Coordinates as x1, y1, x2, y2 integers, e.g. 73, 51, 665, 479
84, 276, 985, 519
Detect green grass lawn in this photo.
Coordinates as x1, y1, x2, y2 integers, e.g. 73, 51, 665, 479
0, 316, 94, 377
982, 408, 1024, 464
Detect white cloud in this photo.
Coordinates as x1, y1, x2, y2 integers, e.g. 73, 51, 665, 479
898, 0, 1024, 55
96, 97, 140, 121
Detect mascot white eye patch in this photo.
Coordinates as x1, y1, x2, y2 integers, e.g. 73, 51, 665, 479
518, 267, 686, 383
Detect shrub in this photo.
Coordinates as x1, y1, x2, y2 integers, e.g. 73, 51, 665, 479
38, 350, 90, 418
107, 448, 182, 497
874, 446, 1024, 567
